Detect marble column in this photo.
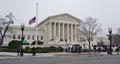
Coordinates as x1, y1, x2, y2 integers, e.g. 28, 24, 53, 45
71, 24, 73, 43
49, 22, 52, 40
67, 24, 69, 44
62, 23, 64, 41
75, 24, 77, 43
58, 23, 60, 41
54, 22, 56, 38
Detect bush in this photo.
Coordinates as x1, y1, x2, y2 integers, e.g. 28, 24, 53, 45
24, 47, 32, 53
35, 47, 45, 53
0, 48, 17, 52
8, 40, 21, 49
58, 47, 64, 52
24, 46, 64, 53
31, 40, 44, 45
0, 46, 64, 53
48, 46, 64, 52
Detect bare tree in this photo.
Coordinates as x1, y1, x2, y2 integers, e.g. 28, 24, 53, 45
117, 28, 120, 34
0, 13, 14, 46
97, 39, 104, 46
113, 34, 120, 46
112, 28, 120, 46
79, 17, 102, 54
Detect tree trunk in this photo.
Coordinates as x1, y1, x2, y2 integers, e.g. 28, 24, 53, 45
0, 40, 3, 46
88, 41, 91, 55
0, 25, 9, 46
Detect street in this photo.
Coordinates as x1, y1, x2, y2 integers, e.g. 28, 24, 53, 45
0, 55, 120, 64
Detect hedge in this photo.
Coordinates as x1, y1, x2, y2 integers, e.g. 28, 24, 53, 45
0, 46, 64, 53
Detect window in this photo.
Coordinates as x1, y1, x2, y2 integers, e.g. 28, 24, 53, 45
18, 35, 20, 39
37, 35, 39, 40
13, 34, 16, 39
32, 35, 35, 40
83, 38, 85, 41
80, 37, 85, 41
50, 39, 54, 41
41, 36, 43, 40
28, 35, 30, 40
80, 37, 82, 41
24, 35, 25, 39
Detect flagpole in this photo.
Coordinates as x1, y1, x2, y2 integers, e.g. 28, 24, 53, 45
35, 2, 38, 46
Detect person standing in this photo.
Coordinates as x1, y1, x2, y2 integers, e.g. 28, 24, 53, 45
98, 46, 102, 55
78, 46, 82, 54
93, 46, 97, 55
17, 47, 20, 56
20, 48, 24, 57
32, 47, 36, 56
116, 46, 119, 55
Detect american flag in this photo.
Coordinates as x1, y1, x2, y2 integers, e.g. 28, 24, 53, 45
29, 17, 36, 25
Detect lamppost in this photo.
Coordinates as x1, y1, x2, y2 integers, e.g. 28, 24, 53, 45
108, 27, 112, 54
20, 24, 25, 57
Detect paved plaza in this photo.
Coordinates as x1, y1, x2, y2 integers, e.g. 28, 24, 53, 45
0, 52, 120, 64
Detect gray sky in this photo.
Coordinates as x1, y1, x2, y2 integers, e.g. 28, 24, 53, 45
0, 0, 120, 36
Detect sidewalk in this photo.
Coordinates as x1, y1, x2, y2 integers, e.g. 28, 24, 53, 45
0, 52, 119, 58
0, 52, 55, 58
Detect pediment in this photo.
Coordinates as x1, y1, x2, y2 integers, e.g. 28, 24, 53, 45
50, 13, 82, 22
38, 13, 83, 26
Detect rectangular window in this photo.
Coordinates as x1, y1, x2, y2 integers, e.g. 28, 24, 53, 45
13, 34, 16, 39
18, 35, 20, 39
37, 35, 39, 40
28, 35, 30, 40
41, 36, 43, 40
24, 35, 25, 39
32, 35, 35, 40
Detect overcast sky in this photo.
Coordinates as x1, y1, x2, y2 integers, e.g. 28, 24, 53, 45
0, 0, 120, 36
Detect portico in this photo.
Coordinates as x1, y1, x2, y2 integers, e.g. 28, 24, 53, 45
49, 22, 78, 43
38, 13, 81, 46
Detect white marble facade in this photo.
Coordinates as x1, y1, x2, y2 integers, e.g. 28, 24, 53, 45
38, 13, 81, 46
3, 13, 105, 48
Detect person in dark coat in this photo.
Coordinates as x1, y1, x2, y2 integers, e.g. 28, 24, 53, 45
20, 48, 24, 57
106, 47, 110, 54
98, 47, 102, 55
78, 46, 82, 54
32, 47, 36, 56
93, 46, 97, 55
116, 47, 119, 55
17, 47, 20, 56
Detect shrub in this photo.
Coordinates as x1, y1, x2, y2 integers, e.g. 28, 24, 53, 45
48, 46, 64, 52
0, 45, 64, 53
58, 47, 64, 52
24, 47, 32, 53
0, 48, 16, 52
29, 46, 63, 53
31, 40, 44, 45
8, 40, 21, 49
35, 47, 44, 53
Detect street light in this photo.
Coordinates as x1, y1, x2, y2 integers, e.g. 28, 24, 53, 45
108, 27, 112, 54
20, 24, 25, 57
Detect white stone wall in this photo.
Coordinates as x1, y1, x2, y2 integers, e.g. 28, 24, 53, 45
2, 13, 108, 49
3, 26, 44, 46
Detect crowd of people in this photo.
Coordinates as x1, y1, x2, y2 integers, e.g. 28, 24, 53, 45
65, 45, 120, 55
93, 45, 120, 55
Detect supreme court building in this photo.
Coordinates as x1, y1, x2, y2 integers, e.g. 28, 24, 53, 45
37, 13, 82, 45
4, 13, 99, 48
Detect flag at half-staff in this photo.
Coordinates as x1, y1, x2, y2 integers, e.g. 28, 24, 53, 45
29, 17, 36, 25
